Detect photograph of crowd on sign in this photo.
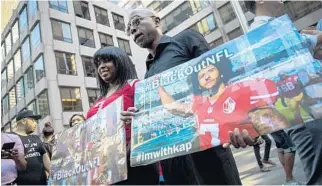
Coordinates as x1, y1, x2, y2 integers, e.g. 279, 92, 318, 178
130, 15, 322, 166
49, 97, 127, 185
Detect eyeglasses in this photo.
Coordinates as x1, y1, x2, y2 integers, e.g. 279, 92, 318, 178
126, 16, 155, 36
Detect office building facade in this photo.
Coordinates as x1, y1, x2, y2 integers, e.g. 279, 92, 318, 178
1, 0, 148, 134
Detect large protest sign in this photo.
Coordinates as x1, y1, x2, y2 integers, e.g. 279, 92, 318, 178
49, 97, 127, 185
130, 15, 322, 166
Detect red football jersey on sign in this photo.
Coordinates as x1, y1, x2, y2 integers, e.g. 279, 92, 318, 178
192, 78, 279, 149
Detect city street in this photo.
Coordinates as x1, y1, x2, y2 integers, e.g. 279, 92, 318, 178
232, 143, 306, 185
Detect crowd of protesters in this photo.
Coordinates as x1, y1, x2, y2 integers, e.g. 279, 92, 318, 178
2, 0, 322, 185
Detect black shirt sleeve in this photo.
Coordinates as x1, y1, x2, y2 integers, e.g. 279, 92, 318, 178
35, 136, 47, 156
175, 29, 210, 58
40, 143, 47, 156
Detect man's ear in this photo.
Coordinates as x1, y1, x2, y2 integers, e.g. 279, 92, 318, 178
154, 17, 161, 27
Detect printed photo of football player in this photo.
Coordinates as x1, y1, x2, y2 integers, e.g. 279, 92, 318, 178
157, 58, 291, 150
277, 71, 313, 124
273, 60, 322, 121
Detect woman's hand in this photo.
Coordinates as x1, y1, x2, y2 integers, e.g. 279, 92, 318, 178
120, 107, 137, 125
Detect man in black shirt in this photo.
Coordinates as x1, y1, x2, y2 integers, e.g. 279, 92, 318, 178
121, 8, 241, 185
14, 110, 51, 185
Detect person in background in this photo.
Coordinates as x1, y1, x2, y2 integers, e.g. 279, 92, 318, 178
314, 19, 322, 60
42, 122, 55, 159
121, 8, 241, 185
230, 1, 322, 185
69, 114, 85, 128
13, 110, 51, 185
86, 46, 159, 185
253, 135, 276, 172
1, 130, 27, 185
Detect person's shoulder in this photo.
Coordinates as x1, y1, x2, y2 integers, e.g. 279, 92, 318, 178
126, 79, 140, 87
29, 134, 43, 141
174, 29, 204, 41
2, 132, 21, 141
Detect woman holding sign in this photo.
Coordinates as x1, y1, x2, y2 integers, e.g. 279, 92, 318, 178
86, 46, 159, 185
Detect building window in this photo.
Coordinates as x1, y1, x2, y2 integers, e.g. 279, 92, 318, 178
1, 69, 7, 87
77, 27, 95, 48
38, 90, 50, 118
2, 95, 9, 115
99, 33, 114, 47
24, 67, 34, 94
5, 32, 12, 54
9, 87, 16, 108
161, 2, 193, 33
7, 60, 14, 81
51, 20, 72, 43
49, 0, 68, 13
209, 37, 224, 49
218, 2, 236, 24
190, 0, 210, 14
74, 1, 90, 20
14, 50, 21, 72
228, 27, 243, 40
16, 78, 25, 101
28, 0, 38, 17
117, 38, 131, 55
248, 19, 254, 25
12, 21, 19, 45
1, 43, 5, 62
82, 56, 95, 77
190, 14, 216, 36
31, 23, 41, 47
283, 1, 322, 22
60, 87, 83, 111
94, 6, 109, 26
112, 13, 125, 31
239, 1, 248, 13
87, 89, 100, 106
19, 7, 28, 37
148, 0, 173, 12
55, 51, 77, 75
27, 100, 37, 115
21, 37, 31, 62
34, 55, 45, 82
123, 0, 142, 11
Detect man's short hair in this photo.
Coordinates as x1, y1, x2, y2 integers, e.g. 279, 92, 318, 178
244, 1, 256, 14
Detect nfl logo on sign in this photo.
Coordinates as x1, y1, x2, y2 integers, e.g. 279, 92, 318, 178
223, 97, 236, 114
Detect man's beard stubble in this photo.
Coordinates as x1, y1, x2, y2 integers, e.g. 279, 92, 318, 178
203, 78, 224, 97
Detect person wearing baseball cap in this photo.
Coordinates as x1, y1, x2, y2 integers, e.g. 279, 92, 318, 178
14, 110, 51, 185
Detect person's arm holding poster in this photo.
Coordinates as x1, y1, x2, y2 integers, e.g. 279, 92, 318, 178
301, 29, 322, 60
157, 86, 193, 117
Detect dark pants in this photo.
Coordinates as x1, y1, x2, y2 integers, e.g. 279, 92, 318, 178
253, 135, 272, 168
116, 163, 159, 185
160, 146, 242, 185
271, 130, 295, 152
287, 119, 322, 185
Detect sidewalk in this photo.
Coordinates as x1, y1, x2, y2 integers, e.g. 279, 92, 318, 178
232, 146, 306, 185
